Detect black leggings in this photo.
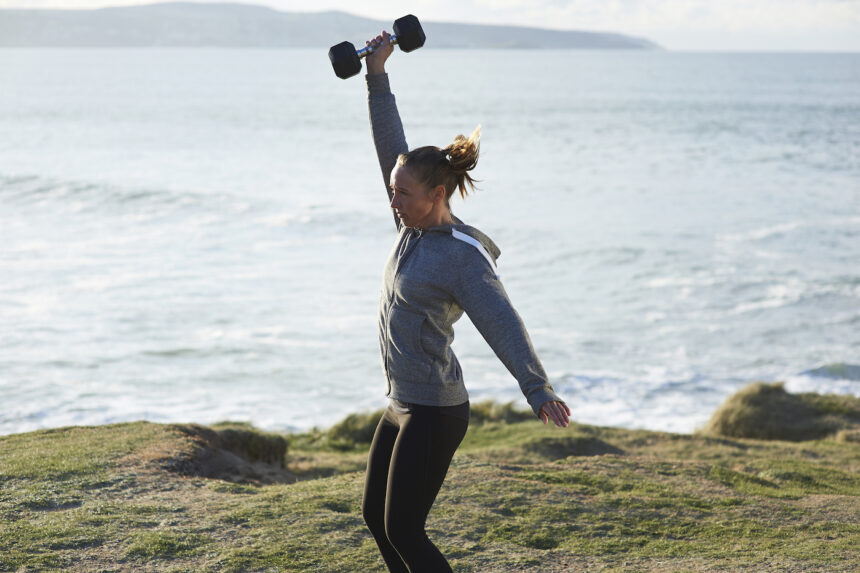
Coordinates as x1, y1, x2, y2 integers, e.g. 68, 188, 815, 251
361, 402, 469, 572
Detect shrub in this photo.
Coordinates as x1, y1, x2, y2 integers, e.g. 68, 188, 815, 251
702, 382, 860, 441
326, 409, 385, 448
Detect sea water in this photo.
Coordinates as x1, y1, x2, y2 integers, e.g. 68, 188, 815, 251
1, 49, 858, 435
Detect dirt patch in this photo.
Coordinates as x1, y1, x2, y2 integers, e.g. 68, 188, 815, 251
527, 435, 625, 459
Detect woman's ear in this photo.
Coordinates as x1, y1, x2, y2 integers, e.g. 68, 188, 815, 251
433, 185, 447, 204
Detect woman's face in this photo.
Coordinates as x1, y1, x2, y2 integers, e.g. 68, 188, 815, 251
389, 165, 442, 229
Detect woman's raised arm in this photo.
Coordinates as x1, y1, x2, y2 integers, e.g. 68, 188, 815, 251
366, 31, 408, 231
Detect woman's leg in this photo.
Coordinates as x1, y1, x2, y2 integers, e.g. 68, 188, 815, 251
383, 408, 469, 573
362, 408, 409, 573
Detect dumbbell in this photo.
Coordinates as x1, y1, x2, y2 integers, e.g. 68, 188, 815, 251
328, 15, 426, 80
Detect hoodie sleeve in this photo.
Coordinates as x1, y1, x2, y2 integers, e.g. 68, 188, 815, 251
451, 247, 564, 417
367, 73, 408, 231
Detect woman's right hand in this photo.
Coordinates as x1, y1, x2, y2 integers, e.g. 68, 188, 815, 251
365, 31, 394, 75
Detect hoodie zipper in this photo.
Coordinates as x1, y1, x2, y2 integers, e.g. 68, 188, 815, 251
383, 228, 423, 393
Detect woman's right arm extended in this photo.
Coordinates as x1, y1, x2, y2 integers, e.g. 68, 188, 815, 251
366, 32, 407, 231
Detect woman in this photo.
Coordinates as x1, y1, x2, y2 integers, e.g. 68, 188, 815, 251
360, 32, 571, 572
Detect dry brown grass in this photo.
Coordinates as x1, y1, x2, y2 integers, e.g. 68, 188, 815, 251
701, 382, 860, 441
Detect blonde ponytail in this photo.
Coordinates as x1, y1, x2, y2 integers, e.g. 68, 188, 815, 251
396, 125, 482, 207
442, 125, 481, 199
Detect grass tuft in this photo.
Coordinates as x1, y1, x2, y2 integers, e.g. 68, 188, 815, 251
124, 530, 211, 560
325, 409, 385, 449
701, 382, 860, 441
469, 400, 535, 425
210, 421, 288, 466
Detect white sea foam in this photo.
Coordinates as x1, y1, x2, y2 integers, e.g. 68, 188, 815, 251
729, 280, 807, 314
644, 276, 721, 289
785, 371, 860, 399
720, 221, 806, 243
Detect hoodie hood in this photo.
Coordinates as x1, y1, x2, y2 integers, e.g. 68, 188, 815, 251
424, 216, 501, 262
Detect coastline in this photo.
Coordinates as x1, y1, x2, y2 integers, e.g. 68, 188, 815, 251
1, 384, 858, 571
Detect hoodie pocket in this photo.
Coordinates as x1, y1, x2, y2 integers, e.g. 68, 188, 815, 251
386, 306, 432, 385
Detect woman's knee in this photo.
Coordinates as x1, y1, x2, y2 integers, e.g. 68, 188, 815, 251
384, 510, 421, 550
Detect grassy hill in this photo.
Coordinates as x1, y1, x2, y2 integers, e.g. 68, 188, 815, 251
1, 384, 857, 572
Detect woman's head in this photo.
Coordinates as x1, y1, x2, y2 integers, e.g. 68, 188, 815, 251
388, 126, 482, 228
398, 125, 481, 207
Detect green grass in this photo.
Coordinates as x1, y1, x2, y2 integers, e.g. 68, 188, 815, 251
0, 387, 858, 572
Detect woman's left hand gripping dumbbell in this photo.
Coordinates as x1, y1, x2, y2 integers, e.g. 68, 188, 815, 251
365, 30, 395, 75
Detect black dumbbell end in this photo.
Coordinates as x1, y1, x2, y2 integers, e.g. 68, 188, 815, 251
329, 41, 362, 79
393, 14, 425, 53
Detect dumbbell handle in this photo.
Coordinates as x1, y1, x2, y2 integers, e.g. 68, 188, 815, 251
355, 34, 403, 59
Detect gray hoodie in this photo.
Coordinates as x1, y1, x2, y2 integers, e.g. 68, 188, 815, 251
368, 73, 562, 417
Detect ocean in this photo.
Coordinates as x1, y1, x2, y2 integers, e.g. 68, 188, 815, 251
1, 49, 858, 436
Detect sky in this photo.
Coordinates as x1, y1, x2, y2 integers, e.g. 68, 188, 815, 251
1, 0, 859, 51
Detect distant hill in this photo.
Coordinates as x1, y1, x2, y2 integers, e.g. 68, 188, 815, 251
0, 2, 660, 49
